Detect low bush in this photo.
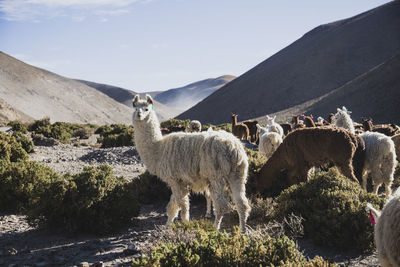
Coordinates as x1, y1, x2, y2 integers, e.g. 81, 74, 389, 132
0, 160, 60, 212
132, 220, 336, 267
28, 165, 140, 234
0, 133, 29, 162
130, 171, 171, 204
13, 132, 34, 153
7, 120, 28, 134
245, 148, 266, 196
160, 119, 190, 130
97, 124, 135, 148
202, 123, 232, 133
29, 118, 97, 144
274, 168, 385, 252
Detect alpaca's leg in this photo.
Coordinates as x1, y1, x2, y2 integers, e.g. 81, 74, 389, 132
229, 179, 251, 233
178, 189, 190, 222
166, 193, 180, 226
204, 189, 212, 218
209, 181, 230, 230
384, 182, 392, 198
361, 170, 368, 192
373, 182, 382, 195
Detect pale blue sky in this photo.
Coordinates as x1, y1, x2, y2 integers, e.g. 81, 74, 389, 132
0, 0, 392, 92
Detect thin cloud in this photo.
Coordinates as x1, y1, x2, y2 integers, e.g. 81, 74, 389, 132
0, 0, 141, 21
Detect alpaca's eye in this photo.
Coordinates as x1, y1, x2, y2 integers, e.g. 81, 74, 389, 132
145, 108, 149, 111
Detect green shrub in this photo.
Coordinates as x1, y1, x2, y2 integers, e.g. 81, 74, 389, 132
274, 168, 385, 252
202, 123, 232, 133
130, 171, 171, 204
0, 133, 29, 162
160, 119, 190, 129
7, 120, 28, 134
28, 117, 51, 133
0, 160, 60, 212
12, 132, 34, 153
97, 124, 135, 148
245, 148, 266, 196
132, 220, 336, 267
28, 165, 140, 234
29, 119, 97, 144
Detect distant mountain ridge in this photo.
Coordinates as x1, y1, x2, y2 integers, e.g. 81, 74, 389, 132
177, 0, 400, 124
0, 52, 133, 124
154, 75, 235, 110
75, 79, 184, 121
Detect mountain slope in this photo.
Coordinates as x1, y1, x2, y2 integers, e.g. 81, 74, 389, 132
0, 97, 34, 124
154, 75, 235, 110
177, 0, 400, 124
0, 52, 133, 125
75, 79, 183, 121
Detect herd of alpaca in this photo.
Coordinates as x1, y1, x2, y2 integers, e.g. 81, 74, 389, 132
131, 95, 399, 265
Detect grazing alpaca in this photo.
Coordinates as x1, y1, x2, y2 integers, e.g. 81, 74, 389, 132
332, 106, 355, 134
187, 120, 202, 133
392, 133, 400, 161
265, 115, 284, 137
303, 116, 316, 127
243, 120, 259, 143
257, 127, 365, 193
256, 124, 283, 159
231, 114, 250, 141
360, 132, 397, 198
133, 95, 251, 232
366, 187, 400, 267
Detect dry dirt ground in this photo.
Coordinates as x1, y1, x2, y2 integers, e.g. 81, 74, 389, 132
0, 142, 381, 266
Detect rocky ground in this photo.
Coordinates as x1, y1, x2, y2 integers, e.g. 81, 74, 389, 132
0, 141, 381, 266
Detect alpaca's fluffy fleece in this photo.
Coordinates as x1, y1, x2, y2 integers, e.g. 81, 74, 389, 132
366, 188, 400, 267
133, 95, 251, 232
360, 132, 397, 198
187, 120, 202, 133
332, 106, 355, 134
265, 115, 284, 137
258, 127, 365, 192
256, 124, 283, 159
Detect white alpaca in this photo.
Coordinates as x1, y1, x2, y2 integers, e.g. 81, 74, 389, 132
265, 115, 284, 137
332, 106, 355, 134
256, 124, 283, 160
132, 95, 251, 232
187, 120, 202, 133
317, 117, 324, 125
366, 187, 400, 267
360, 131, 397, 198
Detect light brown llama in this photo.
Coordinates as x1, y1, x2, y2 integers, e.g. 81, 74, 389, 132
231, 114, 250, 141
243, 120, 259, 143
303, 116, 316, 127
257, 127, 365, 194
291, 115, 305, 129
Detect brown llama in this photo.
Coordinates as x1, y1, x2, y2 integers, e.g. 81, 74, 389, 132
231, 114, 250, 141
363, 119, 399, 136
303, 116, 316, 127
257, 127, 365, 194
280, 123, 292, 136
243, 120, 259, 143
291, 115, 305, 129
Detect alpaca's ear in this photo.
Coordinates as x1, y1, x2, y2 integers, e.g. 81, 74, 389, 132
132, 95, 140, 108
256, 124, 261, 130
337, 108, 341, 112
272, 115, 276, 121
146, 94, 154, 105
342, 106, 347, 112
